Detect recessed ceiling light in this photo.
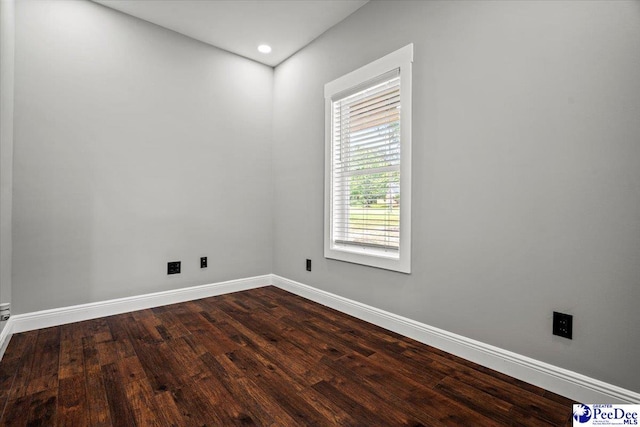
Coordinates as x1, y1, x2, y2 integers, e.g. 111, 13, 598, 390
258, 44, 272, 54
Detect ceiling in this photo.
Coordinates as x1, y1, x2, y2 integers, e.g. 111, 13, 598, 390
93, 0, 369, 67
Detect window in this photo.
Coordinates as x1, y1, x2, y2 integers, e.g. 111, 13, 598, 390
324, 44, 413, 273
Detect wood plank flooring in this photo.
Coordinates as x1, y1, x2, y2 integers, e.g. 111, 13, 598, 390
0, 286, 575, 426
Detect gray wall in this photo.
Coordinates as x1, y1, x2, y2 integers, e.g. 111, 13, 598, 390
0, 0, 16, 333
12, 0, 273, 314
272, 0, 640, 392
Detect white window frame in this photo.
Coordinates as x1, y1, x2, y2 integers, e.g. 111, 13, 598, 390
324, 44, 413, 273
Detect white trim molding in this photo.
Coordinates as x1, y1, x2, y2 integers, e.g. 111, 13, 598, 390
0, 321, 13, 360
1, 273, 638, 405
271, 274, 640, 405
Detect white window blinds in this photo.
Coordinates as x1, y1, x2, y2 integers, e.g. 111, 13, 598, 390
330, 69, 401, 254
324, 43, 412, 273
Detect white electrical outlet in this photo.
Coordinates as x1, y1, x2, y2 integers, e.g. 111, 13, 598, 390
0, 303, 10, 321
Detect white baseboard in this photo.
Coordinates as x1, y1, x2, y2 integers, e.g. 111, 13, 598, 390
271, 274, 640, 405
1, 273, 637, 405
0, 320, 14, 360
0, 275, 271, 356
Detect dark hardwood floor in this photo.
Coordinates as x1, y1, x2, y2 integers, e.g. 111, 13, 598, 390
0, 286, 574, 426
